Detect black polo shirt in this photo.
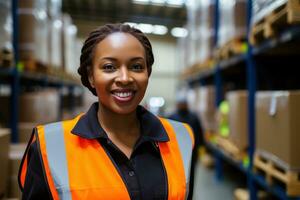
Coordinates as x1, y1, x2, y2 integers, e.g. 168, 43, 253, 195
21, 103, 170, 200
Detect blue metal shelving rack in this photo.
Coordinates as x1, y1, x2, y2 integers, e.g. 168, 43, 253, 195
10, 0, 20, 143
0, 0, 83, 143
187, 0, 300, 199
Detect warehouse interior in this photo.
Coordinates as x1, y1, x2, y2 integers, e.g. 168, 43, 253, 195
1, 0, 300, 199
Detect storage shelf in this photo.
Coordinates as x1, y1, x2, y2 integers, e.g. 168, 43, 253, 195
185, 27, 300, 85
20, 71, 82, 87
0, 67, 14, 76
206, 142, 247, 173
219, 54, 247, 70
187, 68, 215, 86
0, 68, 82, 88
253, 174, 300, 200
252, 27, 300, 55
207, 141, 300, 200
184, 1, 300, 199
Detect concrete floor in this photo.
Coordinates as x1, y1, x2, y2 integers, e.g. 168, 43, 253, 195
193, 158, 246, 200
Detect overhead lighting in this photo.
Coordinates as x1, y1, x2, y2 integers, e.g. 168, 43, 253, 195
137, 23, 154, 34
124, 22, 138, 27
167, 0, 185, 7
124, 22, 168, 36
151, 0, 165, 6
67, 25, 77, 35
53, 19, 62, 29
132, 0, 186, 7
133, 0, 149, 4
152, 25, 168, 35
171, 27, 188, 37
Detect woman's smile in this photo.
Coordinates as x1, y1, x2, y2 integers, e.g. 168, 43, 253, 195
111, 89, 136, 103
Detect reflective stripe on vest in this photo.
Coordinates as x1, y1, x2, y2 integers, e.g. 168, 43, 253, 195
158, 118, 194, 199
167, 119, 194, 184
44, 122, 72, 200
20, 115, 193, 200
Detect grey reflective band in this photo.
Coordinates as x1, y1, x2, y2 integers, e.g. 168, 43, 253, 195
44, 122, 72, 200
167, 119, 193, 183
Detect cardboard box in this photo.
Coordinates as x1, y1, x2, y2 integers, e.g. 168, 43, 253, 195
256, 91, 300, 170
0, 128, 10, 197
7, 144, 27, 199
18, 122, 37, 143
1, 90, 59, 125
19, 89, 59, 123
197, 86, 217, 132
7, 176, 21, 199
227, 91, 248, 150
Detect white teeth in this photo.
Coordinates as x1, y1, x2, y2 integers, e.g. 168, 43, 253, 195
114, 92, 132, 98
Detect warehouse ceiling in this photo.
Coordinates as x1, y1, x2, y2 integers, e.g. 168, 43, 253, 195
62, 0, 187, 37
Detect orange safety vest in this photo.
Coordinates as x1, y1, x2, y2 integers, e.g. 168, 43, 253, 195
19, 115, 194, 200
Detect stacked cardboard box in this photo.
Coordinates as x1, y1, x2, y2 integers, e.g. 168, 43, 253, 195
0, 0, 12, 56
18, 0, 49, 69
19, 90, 59, 123
256, 91, 300, 170
197, 86, 217, 132
6, 144, 27, 199
227, 91, 248, 150
218, 0, 247, 47
0, 90, 59, 142
0, 128, 10, 198
18, 122, 38, 143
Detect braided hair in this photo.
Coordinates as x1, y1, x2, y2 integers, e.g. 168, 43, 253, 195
78, 23, 154, 96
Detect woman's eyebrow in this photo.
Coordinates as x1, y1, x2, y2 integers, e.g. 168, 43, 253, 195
100, 57, 117, 61
131, 57, 145, 61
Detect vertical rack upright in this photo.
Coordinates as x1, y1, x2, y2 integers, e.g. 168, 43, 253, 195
10, 0, 19, 143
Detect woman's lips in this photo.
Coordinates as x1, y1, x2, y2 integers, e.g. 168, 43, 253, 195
111, 90, 135, 103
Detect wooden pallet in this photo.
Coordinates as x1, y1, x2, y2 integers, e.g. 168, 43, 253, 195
215, 38, 247, 61
250, 0, 300, 45
253, 152, 300, 196
181, 58, 214, 79
215, 135, 247, 161
0, 49, 13, 68
21, 59, 38, 72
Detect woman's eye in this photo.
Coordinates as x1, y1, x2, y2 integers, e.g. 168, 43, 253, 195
131, 63, 144, 71
102, 64, 116, 72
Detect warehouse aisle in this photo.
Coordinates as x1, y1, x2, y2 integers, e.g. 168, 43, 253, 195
193, 160, 243, 200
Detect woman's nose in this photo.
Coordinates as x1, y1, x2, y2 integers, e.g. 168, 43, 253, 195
116, 67, 133, 84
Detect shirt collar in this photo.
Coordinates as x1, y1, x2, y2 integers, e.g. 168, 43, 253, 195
71, 102, 169, 142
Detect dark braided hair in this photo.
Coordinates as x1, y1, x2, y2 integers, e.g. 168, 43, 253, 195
78, 23, 154, 96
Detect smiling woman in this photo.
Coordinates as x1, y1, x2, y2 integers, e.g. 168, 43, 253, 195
19, 23, 195, 200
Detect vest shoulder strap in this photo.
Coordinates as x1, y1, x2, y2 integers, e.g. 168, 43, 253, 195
159, 118, 194, 183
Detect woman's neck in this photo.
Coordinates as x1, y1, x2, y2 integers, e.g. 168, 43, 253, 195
97, 103, 139, 135
97, 103, 141, 158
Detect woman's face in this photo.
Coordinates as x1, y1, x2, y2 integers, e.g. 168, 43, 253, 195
89, 32, 149, 115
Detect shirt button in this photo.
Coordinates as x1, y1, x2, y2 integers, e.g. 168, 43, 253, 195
129, 171, 135, 177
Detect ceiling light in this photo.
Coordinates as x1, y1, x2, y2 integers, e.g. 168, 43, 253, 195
53, 19, 62, 29
167, 0, 185, 7
171, 27, 188, 37
67, 25, 77, 35
152, 25, 168, 35
133, 0, 149, 4
151, 0, 165, 5
132, 0, 186, 7
137, 23, 154, 34
124, 22, 138, 27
